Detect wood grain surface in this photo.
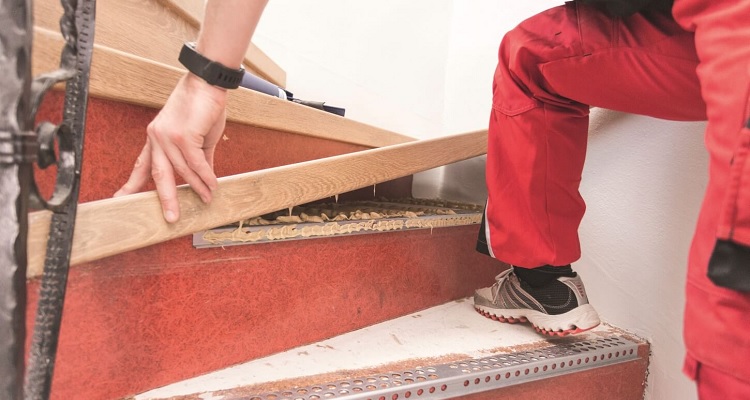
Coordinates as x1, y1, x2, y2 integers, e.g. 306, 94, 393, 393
32, 27, 414, 148
26, 130, 488, 278
34, 0, 285, 85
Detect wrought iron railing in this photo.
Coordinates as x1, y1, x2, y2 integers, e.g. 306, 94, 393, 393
0, 0, 95, 398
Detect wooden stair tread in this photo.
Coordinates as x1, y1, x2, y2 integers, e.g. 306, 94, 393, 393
33, 0, 286, 86
31, 27, 414, 149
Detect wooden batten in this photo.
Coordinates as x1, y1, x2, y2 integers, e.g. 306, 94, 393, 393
33, 0, 285, 87
26, 130, 488, 278
32, 27, 414, 148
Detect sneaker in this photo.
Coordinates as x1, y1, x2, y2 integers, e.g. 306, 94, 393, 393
473, 268, 600, 337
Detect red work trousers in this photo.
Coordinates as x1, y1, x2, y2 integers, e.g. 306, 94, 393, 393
673, 0, 750, 392
483, 0, 750, 392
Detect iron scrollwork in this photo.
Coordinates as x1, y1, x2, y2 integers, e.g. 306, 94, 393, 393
0, 0, 96, 399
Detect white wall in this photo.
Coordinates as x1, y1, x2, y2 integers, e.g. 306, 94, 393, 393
254, 0, 453, 138
254, 3, 707, 399
580, 110, 706, 400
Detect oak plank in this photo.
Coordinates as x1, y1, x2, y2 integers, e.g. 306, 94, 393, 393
26, 130, 488, 278
32, 27, 414, 148
33, 0, 284, 85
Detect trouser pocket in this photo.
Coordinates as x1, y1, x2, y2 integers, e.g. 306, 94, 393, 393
708, 117, 750, 292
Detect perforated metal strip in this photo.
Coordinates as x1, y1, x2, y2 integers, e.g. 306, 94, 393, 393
245, 336, 640, 400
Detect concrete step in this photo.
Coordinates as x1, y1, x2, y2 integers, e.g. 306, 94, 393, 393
134, 299, 649, 400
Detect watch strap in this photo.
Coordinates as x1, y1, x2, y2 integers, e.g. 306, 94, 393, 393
179, 42, 244, 89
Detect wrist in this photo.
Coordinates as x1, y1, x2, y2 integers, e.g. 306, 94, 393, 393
183, 73, 228, 104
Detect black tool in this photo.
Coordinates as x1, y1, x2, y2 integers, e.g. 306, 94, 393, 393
240, 71, 345, 117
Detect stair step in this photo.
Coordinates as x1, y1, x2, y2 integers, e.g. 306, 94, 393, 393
27, 223, 496, 400
27, 93, 496, 400
134, 300, 649, 400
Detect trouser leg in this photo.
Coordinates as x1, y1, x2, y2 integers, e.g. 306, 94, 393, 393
481, 2, 705, 267
672, 0, 750, 386
684, 356, 750, 400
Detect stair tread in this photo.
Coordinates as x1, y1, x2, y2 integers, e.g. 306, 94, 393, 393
135, 299, 644, 399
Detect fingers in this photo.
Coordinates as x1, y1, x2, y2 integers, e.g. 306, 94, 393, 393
154, 108, 224, 201
118, 74, 227, 224
200, 111, 226, 182
114, 134, 209, 224
148, 138, 181, 223
114, 141, 153, 197
154, 127, 214, 205
178, 123, 219, 193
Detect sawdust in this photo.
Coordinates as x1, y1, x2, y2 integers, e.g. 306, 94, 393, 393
201, 198, 483, 245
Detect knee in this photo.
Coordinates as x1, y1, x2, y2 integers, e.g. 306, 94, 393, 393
492, 4, 583, 114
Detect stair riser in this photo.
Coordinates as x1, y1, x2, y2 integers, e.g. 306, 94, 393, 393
27, 226, 499, 400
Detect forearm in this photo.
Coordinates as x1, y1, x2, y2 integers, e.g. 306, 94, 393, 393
196, 0, 269, 69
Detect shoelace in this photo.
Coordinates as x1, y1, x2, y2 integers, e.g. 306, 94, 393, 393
491, 268, 515, 301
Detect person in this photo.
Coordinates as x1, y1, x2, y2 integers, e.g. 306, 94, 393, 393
115, 0, 749, 397
471, 1, 750, 398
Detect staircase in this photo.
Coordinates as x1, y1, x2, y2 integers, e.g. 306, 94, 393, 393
25, 1, 651, 399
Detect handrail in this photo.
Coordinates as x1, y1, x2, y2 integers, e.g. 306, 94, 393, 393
26, 130, 488, 278
32, 27, 415, 149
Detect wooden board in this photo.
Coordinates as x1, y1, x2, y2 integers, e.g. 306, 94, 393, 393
26, 130, 488, 278
33, 0, 285, 86
32, 27, 414, 148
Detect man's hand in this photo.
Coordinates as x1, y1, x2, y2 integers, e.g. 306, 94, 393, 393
114, 0, 267, 222
114, 73, 228, 223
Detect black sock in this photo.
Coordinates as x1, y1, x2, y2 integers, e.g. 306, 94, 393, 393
512, 265, 576, 288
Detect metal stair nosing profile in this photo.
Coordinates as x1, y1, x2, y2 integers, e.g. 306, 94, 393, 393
134, 300, 650, 400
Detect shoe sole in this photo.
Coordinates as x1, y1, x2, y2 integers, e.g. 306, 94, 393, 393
474, 303, 601, 337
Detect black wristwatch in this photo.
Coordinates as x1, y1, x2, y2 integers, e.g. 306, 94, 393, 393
178, 42, 244, 89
